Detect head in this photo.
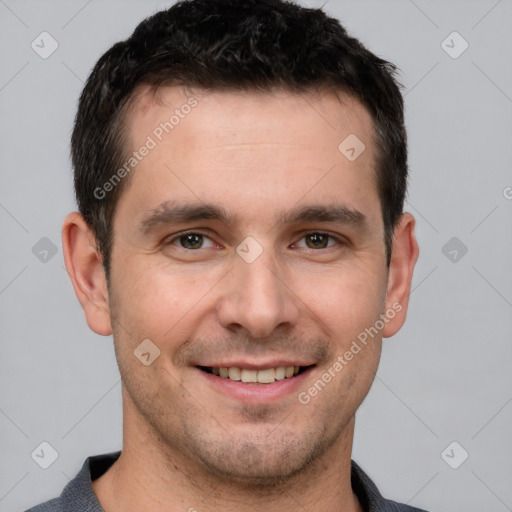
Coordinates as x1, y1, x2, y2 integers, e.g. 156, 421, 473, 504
64, 0, 418, 488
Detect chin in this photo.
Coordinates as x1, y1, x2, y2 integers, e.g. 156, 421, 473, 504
182, 424, 335, 488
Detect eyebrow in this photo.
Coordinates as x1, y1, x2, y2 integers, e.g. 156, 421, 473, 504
139, 202, 234, 234
138, 201, 368, 234
276, 204, 367, 230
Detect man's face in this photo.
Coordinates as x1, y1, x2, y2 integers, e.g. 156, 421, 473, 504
108, 86, 391, 482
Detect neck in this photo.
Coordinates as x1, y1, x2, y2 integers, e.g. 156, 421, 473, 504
92, 396, 363, 512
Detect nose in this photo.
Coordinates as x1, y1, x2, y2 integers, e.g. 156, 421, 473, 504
216, 248, 300, 338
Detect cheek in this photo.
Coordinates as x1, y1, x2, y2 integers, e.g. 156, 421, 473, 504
293, 260, 387, 339
110, 258, 222, 347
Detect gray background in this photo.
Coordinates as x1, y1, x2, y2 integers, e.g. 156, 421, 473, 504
1, 0, 511, 510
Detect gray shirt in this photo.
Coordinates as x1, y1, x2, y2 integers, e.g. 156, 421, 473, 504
25, 452, 430, 512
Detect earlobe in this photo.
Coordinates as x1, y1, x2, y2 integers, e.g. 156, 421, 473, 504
62, 212, 113, 336
382, 213, 419, 338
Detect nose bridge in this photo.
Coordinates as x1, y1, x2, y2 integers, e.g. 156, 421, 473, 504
217, 242, 298, 337
240, 251, 281, 306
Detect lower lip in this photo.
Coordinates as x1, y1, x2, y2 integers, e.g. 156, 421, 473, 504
196, 367, 314, 404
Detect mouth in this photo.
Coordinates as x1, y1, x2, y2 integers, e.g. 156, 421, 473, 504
197, 365, 314, 384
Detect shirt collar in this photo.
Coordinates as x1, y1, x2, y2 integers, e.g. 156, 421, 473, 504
59, 451, 420, 512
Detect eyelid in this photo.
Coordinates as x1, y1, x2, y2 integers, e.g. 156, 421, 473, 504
291, 231, 347, 249
164, 230, 218, 248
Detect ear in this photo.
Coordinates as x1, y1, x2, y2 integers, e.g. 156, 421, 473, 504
382, 212, 419, 338
62, 212, 112, 336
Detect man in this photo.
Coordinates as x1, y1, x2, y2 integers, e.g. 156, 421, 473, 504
27, 0, 425, 510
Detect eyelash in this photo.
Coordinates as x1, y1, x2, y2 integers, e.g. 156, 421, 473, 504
164, 230, 345, 251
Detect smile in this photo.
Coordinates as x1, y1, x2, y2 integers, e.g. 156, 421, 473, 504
198, 365, 312, 384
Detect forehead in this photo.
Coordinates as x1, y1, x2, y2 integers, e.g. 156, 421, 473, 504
115, 85, 381, 231
126, 84, 375, 148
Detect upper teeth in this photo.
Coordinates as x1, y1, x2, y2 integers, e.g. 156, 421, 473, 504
213, 366, 300, 383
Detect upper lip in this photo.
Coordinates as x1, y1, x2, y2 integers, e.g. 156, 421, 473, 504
196, 360, 315, 370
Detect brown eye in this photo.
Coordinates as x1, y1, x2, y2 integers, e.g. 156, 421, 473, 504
163, 231, 218, 257
179, 233, 204, 249
304, 233, 330, 249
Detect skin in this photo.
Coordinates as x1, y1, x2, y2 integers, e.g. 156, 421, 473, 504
63, 86, 419, 512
